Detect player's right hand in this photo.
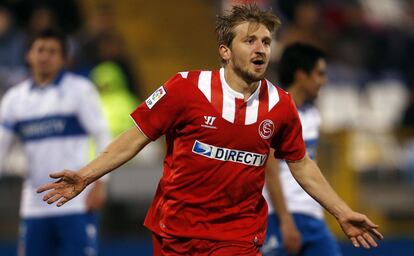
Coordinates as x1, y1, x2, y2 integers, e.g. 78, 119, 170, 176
36, 170, 87, 207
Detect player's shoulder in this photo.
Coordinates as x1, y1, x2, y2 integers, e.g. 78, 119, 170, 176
62, 72, 95, 90
264, 79, 292, 103
176, 70, 207, 80
1, 79, 31, 105
164, 69, 209, 90
300, 103, 320, 119
147, 69, 208, 106
60, 72, 100, 99
168, 70, 202, 81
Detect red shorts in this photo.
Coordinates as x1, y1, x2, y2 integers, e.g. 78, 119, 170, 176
152, 233, 261, 256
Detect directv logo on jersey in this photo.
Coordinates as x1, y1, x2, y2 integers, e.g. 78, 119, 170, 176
192, 140, 267, 167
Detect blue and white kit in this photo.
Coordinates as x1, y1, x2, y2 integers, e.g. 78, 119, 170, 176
0, 71, 110, 256
262, 104, 342, 256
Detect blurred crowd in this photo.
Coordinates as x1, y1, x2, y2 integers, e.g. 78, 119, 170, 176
0, 0, 142, 138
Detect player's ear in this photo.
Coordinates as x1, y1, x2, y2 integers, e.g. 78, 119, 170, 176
219, 44, 231, 62
25, 50, 33, 67
295, 69, 308, 82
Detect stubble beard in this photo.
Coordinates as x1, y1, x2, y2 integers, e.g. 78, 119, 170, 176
233, 60, 266, 85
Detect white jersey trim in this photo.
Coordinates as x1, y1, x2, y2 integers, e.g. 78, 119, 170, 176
267, 80, 279, 111
130, 115, 151, 141
179, 71, 189, 79
245, 84, 261, 125
198, 71, 212, 102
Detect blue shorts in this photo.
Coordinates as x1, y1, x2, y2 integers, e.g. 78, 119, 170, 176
262, 213, 342, 256
18, 212, 99, 256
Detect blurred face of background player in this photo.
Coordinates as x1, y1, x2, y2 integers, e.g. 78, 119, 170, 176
27, 38, 65, 83
220, 21, 272, 83
296, 58, 326, 101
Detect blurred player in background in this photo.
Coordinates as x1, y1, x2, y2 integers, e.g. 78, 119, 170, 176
37, 5, 382, 255
262, 43, 342, 256
0, 29, 110, 256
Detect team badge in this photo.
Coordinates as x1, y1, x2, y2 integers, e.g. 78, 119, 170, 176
259, 119, 274, 139
145, 86, 166, 109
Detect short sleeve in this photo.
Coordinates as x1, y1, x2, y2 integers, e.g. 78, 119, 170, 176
272, 95, 306, 161
76, 79, 111, 152
0, 90, 17, 172
130, 73, 186, 140
0, 90, 17, 133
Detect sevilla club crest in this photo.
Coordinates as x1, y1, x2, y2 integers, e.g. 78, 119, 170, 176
259, 119, 274, 139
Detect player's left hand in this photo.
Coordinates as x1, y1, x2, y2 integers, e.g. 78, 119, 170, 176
280, 215, 302, 254
86, 180, 107, 211
338, 211, 384, 249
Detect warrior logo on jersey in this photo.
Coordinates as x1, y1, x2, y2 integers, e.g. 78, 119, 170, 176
192, 140, 267, 166
259, 119, 274, 139
145, 86, 166, 109
201, 116, 217, 129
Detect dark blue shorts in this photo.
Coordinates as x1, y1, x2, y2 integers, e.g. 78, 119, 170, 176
262, 213, 342, 256
18, 212, 98, 256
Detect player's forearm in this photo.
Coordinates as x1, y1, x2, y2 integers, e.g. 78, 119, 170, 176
287, 156, 352, 220
79, 126, 150, 185
265, 157, 291, 220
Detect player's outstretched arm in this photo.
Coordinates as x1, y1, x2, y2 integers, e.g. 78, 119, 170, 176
37, 126, 150, 207
287, 156, 384, 249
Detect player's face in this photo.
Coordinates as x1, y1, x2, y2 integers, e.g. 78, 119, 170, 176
226, 22, 272, 82
27, 38, 65, 78
303, 58, 327, 99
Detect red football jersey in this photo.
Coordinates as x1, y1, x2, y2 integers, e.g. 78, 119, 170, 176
130, 68, 306, 245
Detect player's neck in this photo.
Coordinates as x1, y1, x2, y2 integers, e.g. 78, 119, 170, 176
32, 72, 56, 87
223, 67, 260, 100
288, 85, 306, 107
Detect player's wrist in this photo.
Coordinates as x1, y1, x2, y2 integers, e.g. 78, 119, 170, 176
331, 203, 353, 221
78, 169, 95, 186
278, 211, 294, 222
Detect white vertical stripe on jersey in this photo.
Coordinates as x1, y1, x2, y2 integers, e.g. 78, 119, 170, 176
179, 71, 189, 79
267, 80, 279, 111
198, 71, 212, 102
220, 68, 243, 123
245, 85, 260, 125
222, 92, 236, 123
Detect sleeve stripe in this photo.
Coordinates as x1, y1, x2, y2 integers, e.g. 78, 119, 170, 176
129, 115, 153, 141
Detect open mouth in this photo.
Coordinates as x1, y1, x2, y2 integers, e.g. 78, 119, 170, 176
252, 60, 265, 65
252, 59, 266, 70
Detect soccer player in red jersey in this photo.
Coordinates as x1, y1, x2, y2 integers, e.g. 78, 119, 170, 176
37, 4, 383, 255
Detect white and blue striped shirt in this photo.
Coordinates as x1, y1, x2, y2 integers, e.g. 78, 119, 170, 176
264, 104, 323, 219
0, 71, 110, 217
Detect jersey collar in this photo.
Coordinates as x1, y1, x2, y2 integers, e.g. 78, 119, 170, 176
30, 70, 66, 90
219, 68, 261, 102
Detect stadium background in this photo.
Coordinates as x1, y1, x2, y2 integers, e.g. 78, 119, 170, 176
1, 0, 414, 255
